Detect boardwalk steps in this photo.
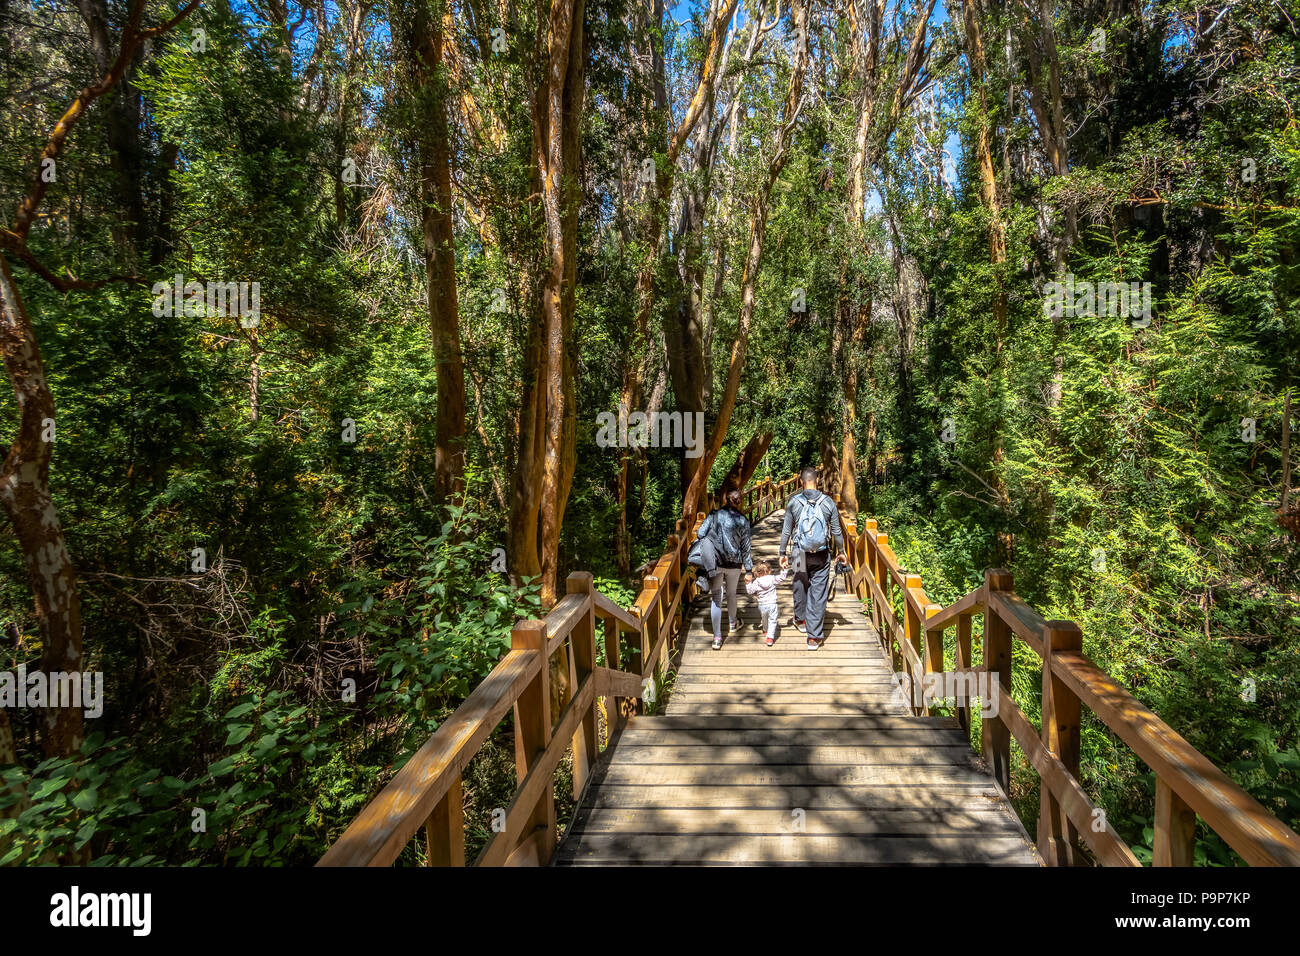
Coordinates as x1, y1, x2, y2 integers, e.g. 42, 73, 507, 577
318, 468, 1300, 868
555, 508, 1040, 866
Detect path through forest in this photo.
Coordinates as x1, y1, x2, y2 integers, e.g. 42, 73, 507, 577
556, 508, 1040, 865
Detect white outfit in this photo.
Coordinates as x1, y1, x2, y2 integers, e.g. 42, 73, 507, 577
745, 569, 790, 642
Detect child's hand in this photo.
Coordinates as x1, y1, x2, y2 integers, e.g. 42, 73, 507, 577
745, 573, 753, 583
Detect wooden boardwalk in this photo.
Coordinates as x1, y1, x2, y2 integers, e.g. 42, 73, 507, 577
556, 508, 1041, 865
322, 474, 1300, 867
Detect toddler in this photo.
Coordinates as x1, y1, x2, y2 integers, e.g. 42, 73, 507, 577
745, 560, 790, 646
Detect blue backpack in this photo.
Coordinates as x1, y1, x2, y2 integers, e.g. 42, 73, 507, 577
795, 493, 831, 552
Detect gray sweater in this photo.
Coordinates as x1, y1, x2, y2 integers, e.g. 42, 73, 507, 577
778, 490, 845, 557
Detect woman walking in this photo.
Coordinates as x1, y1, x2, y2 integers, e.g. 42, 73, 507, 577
696, 487, 753, 649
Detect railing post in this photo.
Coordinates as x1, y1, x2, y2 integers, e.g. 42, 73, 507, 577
904, 573, 924, 715
510, 619, 555, 864
656, 569, 671, 668
875, 533, 892, 665
1039, 620, 1083, 865
565, 572, 598, 799
838, 500, 856, 588
629, 606, 645, 715
983, 569, 1014, 796
864, 523, 879, 621
858, 519, 876, 599
671, 535, 687, 655
923, 603, 943, 717
1154, 779, 1197, 866
601, 613, 625, 735
955, 613, 973, 732
641, 573, 660, 705
424, 774, 464, 866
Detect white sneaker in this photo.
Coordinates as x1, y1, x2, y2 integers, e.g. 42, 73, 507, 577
711, 636, 723, 650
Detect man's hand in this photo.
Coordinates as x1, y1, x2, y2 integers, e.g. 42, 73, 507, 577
779, 555, 789, 569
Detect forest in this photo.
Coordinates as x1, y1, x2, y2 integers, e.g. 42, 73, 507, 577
0, 0, 1297, 867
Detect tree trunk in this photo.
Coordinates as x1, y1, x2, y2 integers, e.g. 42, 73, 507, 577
961, 0, 1012, 561
510, 0, 586, 607
0, 254, 84, 759
682, 2, 809, 519
409, 0, 467, 503
961, 0, 1007, 329
615, 0, 736, 570
0, 0, 196, 760
720, 431, 772, 493
839, 295, 872, 519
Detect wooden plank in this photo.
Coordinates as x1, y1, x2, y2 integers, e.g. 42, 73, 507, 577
556, 833, 1038, 866
681, 649, 889, 659
317, 647, 540, 867
584, 783, 1006, 811
987, 589, 1047, 658
667, 702, 911, 716
674, 657, 892, 669
570, 806, 1028, 837
1051, 650, 1300, 866
668, 691, 907, 704
623, 714, 962, 731
924, 603, 944, 717
543, 593, 589, 654
605, 744, 981, 765
674, 670, 896, 680
593, 590, 640, 632
594, 666, 643, 697
683, 632, 882, 644
598, 762, 991, 788
614, 728, 970, 747
672, 679, 897, 692
923, 587, 985, 634
904, 577, 935, 628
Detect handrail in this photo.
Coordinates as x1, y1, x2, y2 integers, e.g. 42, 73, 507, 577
832, 498, 1300, 868
319, 469, 804, 866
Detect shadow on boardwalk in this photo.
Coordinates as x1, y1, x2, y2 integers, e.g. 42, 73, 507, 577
555, 509, 1041, 866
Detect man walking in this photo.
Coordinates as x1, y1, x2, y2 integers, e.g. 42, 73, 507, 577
778, 467, 845, 650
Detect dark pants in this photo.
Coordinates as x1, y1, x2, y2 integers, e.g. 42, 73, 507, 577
792, 550, 832, 642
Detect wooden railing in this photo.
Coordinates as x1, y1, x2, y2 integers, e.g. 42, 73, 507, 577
833, 500, 1300, 867
317, 471, 802, 866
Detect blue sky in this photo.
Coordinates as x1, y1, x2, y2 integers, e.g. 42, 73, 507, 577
667, 0, 963, 196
